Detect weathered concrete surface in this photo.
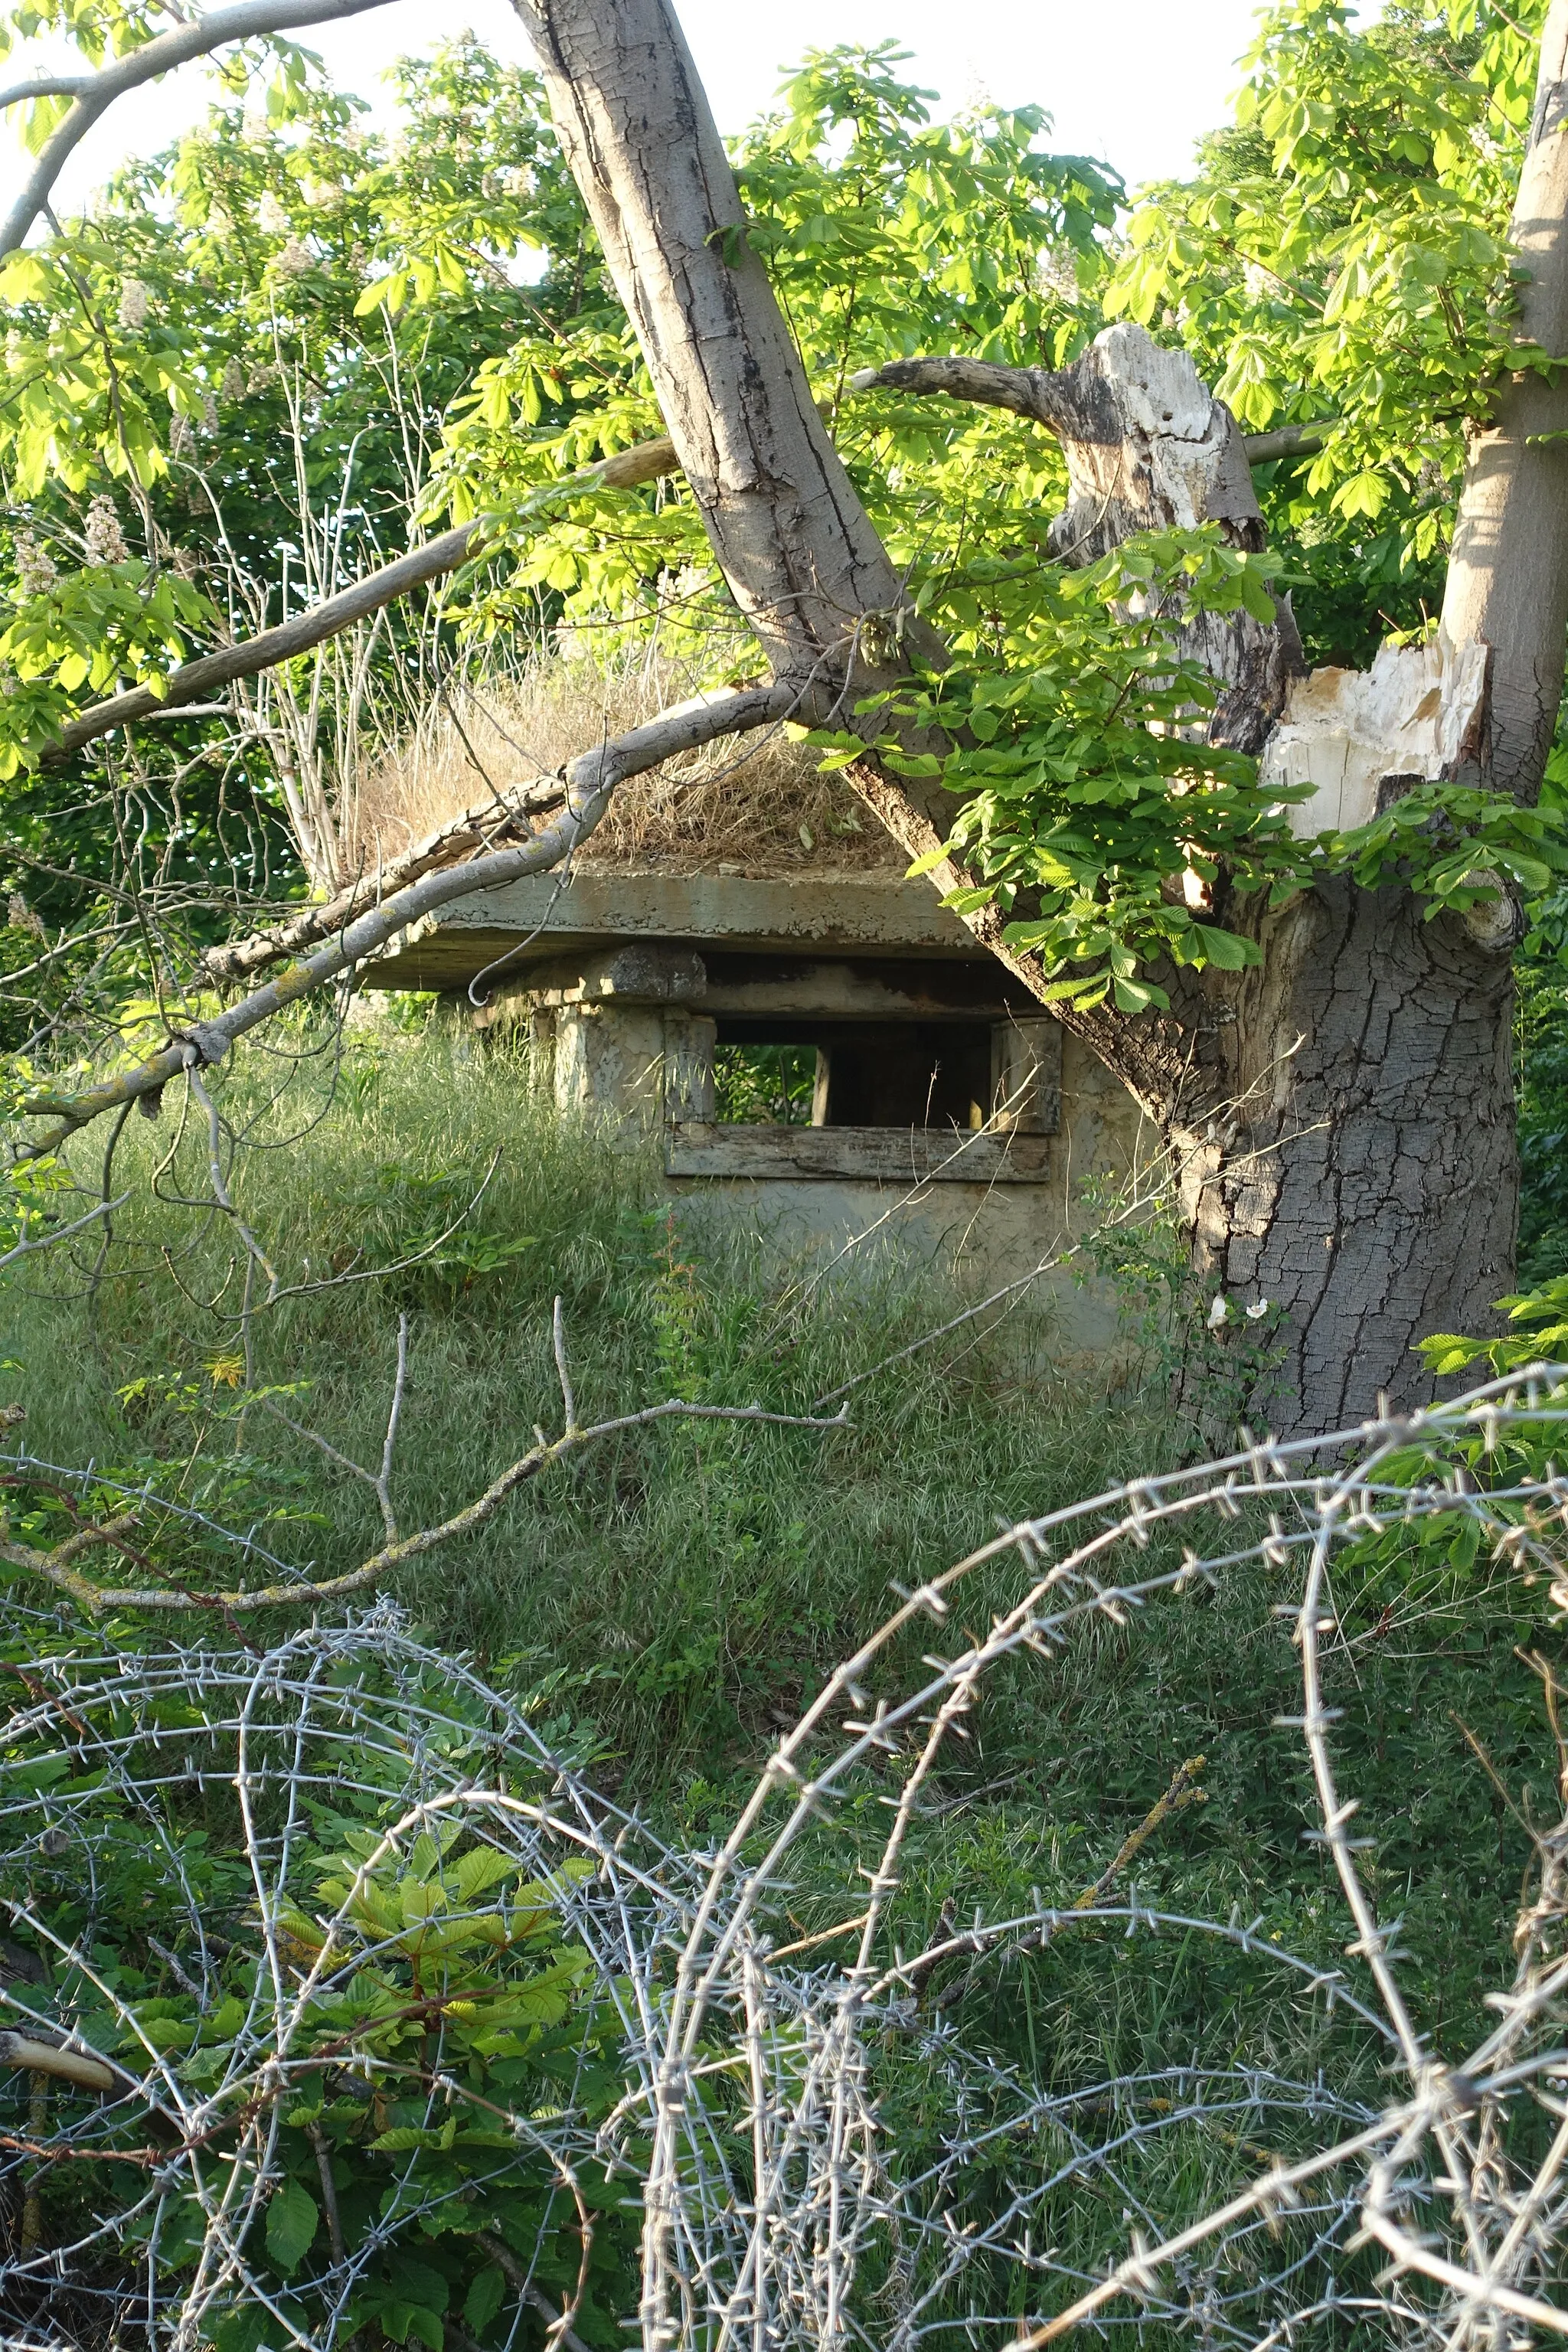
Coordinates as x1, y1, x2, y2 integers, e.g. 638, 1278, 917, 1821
535, 1000, 720, 1125
665, 1125, 1053, 1182
362, 871, 979, 991
480, 950, 1031, 1024
668, 1033, 1149, 1352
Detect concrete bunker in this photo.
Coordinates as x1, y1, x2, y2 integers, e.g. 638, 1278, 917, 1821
364, 864, 1145, 1345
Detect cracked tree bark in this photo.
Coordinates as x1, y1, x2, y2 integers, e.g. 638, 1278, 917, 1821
508, 0, 1567, 1436
1159, 880, 1518, 1429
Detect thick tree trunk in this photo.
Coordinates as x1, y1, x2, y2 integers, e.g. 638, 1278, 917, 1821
1167, 881, 1518, 1429
508, 0, 1562, 1437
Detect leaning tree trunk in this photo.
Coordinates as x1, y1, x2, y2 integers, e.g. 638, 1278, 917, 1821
1441, 0, 1568, 802
508, 0, 1568, 1436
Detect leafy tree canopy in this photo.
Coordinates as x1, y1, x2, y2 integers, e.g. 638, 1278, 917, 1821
0, 1, 1564, 1027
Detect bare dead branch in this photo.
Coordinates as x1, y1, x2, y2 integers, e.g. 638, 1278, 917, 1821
0, 1393, 849, 1614
12, 682, 792, 1153
848, 356, 1333, 466
1072, 1753, 1207, 1911
198, 773, 567, 983
0, 1191, 129, 1270
39, 433, 686, 766
551, 1292, 577, 1436
0, 0, 403, 260
256, 1314, 407, 1545
45, 522, 477, 763
0, 2034, 114, 2092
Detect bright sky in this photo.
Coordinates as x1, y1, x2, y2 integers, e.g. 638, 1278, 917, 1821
0, 0, 1288, 225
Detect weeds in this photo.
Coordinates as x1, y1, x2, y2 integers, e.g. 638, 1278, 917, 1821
1, 1018, 1168, 1785
0, 1030, 1563, 2346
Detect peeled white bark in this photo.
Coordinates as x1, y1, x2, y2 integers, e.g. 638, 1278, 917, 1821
1261, 632, 1490, 834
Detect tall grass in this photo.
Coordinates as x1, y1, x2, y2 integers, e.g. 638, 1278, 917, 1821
5, 1016, 1171, 1784
3, 1018, 1554, 2218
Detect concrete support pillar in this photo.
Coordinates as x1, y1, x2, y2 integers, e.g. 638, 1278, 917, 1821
664, 1011, 717, 1122
550, 1001, 717, 1133
553, 1002, 668, 1125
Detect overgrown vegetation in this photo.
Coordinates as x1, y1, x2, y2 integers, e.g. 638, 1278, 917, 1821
0, 1021, 1553, 2001
0, 1027, 1563, 2345
1, 0, 1567, 2341
1, 1023, 1171, 1781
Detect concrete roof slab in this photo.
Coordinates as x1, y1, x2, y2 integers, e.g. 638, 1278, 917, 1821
361, 869, 980, 991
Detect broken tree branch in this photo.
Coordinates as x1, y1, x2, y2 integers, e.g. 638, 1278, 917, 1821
0, 1393, 849, 1615
198, 771, 567, 983
41, 433, 681, 766
848, 356, 1333, 469
0, 0, 402, 260
13, 683, 792, 1151
0, 2033, 115, 2093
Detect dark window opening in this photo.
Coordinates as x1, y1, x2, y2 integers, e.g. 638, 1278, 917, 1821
713, 1021, 994, 1132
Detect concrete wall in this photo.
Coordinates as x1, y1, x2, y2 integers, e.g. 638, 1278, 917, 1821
666, 1034, 1152, 1357
479, 946, 1153, 1360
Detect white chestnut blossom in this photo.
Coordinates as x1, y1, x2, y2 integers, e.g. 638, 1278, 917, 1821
14, 534, 57, 596
83, 494, 128, 566
116, 279, 152, 334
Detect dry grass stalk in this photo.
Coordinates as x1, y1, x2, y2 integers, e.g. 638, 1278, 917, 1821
342, 648, 906, 881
